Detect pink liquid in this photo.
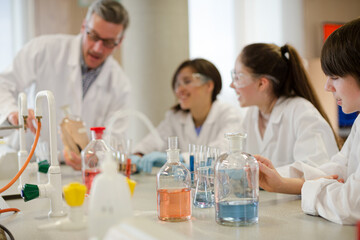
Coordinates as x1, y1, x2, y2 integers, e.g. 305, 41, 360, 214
84, 168, 101, 194
157, 188, 191, 222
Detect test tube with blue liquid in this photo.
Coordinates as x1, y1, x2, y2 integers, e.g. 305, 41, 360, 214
189, 144, 195, 187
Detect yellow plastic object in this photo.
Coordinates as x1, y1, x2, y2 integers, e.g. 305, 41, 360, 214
63, 182, 87, 207
126, 178, 136, 196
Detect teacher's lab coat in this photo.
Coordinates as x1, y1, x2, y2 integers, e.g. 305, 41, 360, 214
243, 97, 339, 171
133, 100, 243, 156
286, 115, 360, 225
0, 34, 130, 153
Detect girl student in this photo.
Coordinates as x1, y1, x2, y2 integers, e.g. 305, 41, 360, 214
256, 17, 360, 225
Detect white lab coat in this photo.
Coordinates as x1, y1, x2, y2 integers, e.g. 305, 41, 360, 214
242, 97, 339, 171
0, 34, 130, 154
133, 100, 243, 156
285, 115, 360, 225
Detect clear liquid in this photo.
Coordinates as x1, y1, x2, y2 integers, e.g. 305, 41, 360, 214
157, 188, 191, 222
216, 200, 258, 226
193, 190, 214, 208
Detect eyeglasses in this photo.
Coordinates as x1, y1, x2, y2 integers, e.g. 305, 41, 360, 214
85, 26, 122, 49
231, 70, 257, 88
174, 73, 210, 90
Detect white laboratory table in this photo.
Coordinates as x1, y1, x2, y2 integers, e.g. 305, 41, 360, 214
0, 165, 356, 240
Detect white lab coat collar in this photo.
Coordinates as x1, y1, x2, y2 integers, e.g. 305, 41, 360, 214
179, 100, 220, 142
203, 100, 221, 124
251, 97, 286, 149
251, 97, 286, 123
179, 99, 220, 125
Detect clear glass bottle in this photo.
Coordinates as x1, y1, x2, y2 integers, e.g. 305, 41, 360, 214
59, 105, 89, 157
214, 132, 259, 226
81, 127, 112, 195
156, 136, 191, 222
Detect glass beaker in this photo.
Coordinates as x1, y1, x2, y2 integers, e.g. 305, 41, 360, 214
214, 132, 259, 226
193, 166, 214, 208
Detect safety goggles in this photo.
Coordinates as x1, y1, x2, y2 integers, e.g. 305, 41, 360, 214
174, 73, 210, 90
85, 26, 122, 49
231, 70, 280, 88
231, 70, 257, 88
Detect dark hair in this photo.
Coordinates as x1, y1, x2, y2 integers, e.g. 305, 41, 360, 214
86, 0, 129, 30
240, 43, 342, 148
321, 18, 360, 86
171, 58, 222, 112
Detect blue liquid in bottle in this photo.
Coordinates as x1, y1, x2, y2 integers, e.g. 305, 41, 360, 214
216, 199, 258, 226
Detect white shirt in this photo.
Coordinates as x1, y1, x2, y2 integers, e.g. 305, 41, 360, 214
242, 97, 339, 170
0, 34, 130, 154
287, 115, 360, 225
133, 100, 243, 156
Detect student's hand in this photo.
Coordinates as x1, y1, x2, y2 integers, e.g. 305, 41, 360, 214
255, 155, 305, 194
63, 149, 82, 171
8, 109, 37, 134
315, 174, 345, 183
255, 155, 284, 192
139, 152, 167, 174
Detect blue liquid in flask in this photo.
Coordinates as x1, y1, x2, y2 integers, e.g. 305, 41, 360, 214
216, 199, 258, 226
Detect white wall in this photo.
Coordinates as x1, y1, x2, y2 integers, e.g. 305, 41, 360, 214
0, 0, 13, 71
188, 0, 239, 110
0, 0, 35, 71
188, 0, 304, 115
121, 0, 189, 144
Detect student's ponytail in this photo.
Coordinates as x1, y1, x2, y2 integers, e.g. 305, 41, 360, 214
241, 43, 343, 149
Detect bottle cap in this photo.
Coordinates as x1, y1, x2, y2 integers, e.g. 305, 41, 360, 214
21, 184, 40, 202
224, 132, 247, 140
166, 136, 180, 162
63, 182, 87, 207
167, 136, 178, 150
225, 132, 247, 152
38, 160, 50, 173
90, 127, 106, 139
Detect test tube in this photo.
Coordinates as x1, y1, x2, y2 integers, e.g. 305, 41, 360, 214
199, 145, 209, 167
206, 147, 214, 167
125, 139, 132, 179
192, 145, 201, 189
189, 144, 195, 186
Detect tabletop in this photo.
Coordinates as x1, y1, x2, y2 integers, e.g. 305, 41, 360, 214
0, 166, 356, 240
